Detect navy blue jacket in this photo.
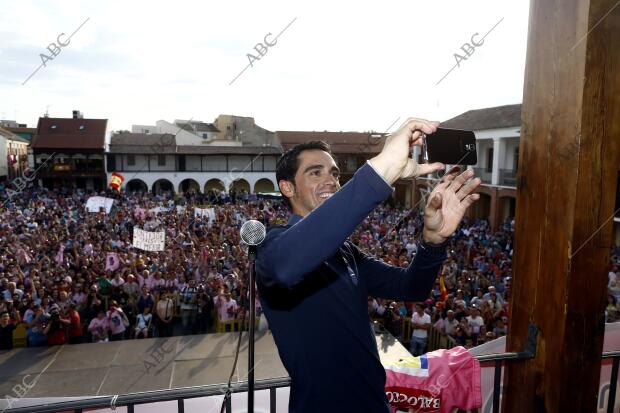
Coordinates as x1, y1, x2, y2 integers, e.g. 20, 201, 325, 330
256, 163, 447, 413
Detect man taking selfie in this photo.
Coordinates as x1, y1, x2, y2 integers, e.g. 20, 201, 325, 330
256, 118, 480, 412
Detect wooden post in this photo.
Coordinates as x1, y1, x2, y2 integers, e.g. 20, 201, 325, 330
504, 0, 620, 411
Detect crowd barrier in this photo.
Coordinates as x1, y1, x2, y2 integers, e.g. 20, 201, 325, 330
13, 309, 457, 350
428, 326, 457, 352
12, 323, 27, 348
215, 316, 259, 333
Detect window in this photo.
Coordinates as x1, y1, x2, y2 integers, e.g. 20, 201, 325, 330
486, 147, 494, 173
514, 147, 519, 171
202, 133, 209, 139
127, 155, 135, 166
346, 155, 357, 172
158, 155, 166, 166
144, 129, 150, 134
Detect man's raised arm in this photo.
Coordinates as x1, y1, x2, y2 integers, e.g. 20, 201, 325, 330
357, 167, 481, 301
256, 118, 445, 289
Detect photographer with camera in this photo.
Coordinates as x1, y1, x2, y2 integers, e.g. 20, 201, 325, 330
196, 284, 213, 334
44, 304, 70, 346
383, 301, 404, 339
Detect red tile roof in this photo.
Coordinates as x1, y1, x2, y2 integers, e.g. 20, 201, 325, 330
33, 117, 107, 149
276, 131, 386, 154
441, 104, 521, 131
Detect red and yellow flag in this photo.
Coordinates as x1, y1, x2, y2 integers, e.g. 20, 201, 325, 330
439, 275, 448, 302
109, 172, 124, 192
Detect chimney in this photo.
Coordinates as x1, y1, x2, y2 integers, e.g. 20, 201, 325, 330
72, 110, 83, 119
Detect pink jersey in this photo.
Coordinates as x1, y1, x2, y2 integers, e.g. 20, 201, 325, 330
384, 346, 481, 413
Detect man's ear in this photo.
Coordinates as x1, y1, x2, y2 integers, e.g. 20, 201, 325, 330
278, 180, 295, 199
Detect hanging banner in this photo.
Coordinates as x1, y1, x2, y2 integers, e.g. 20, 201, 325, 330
194, 207, 216, 224
132, 228, 165, 252
86, 196, 114, 214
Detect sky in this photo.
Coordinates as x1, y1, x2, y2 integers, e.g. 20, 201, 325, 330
0, 0, 530, 135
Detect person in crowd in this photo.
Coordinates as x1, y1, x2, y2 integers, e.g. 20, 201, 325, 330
441, 309, 459, 337
411, 303, 432, 356
88, 310, 110, 343
67, 303, 83, 344
44, 305, 70, 346
466, 306, 485, 346
384, 301, 404, 339
179, 279, 198, 335
196, 284, 214, 334
0, 310, 20, 350
137, 286, 154, 315
135, 306, 153, 339
214, 289, 238, 323
107, 300, 128, 341
24, 304, 48, 347
156, 290, 174, 337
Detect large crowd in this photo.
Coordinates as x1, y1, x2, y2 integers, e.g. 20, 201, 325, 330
0, 187, 285, 349
0, 185, 617, 356
361, 206, 514, 353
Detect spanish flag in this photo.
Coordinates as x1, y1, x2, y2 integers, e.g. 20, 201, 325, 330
439, 274, 448, 302
109, 172, 124, 192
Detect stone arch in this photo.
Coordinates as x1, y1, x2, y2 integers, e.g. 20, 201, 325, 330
230, 178, 250, 193
126, 179, 148, 193
254, 178, 275, 193
204, 178, 225, 192
179, 178, 200, 193
152, 179, 174, 194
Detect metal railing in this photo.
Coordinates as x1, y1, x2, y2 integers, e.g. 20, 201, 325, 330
602, 350, 620, 413
7, 325, 620, 413
499, 169, 517, 187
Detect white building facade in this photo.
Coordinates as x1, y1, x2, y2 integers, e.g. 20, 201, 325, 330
107, 117, 281, 194
0, 126, 30, 183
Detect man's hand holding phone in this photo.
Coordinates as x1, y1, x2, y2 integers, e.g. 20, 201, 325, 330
370, 117, 445, 185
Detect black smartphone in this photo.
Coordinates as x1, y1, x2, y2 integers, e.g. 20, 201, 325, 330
423, 128, 477, 165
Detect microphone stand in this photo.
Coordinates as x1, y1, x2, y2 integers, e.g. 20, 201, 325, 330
247, 245, 257, 413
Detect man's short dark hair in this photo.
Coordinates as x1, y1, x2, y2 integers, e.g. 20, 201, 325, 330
276, 141, 335, 207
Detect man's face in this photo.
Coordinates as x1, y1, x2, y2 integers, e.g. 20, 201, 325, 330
281, 150, 341, 217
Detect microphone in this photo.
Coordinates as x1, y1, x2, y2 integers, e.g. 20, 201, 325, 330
240, 220, 266, 246
239, 219, 266, 413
